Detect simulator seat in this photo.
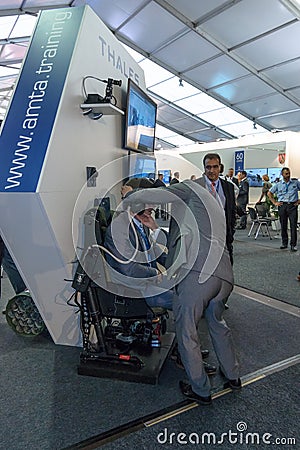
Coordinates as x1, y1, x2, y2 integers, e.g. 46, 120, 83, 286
72, 206, 175, 384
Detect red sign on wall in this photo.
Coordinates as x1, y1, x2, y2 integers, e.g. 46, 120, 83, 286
278, 153, 286, 164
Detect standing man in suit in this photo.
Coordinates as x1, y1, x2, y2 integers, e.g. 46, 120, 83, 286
170, 172, 180, 185
153, 173, 166, 188
123, 174, 241, 404
153, 173, 167, 220
196, 154, 236, 265
220, 164, 239, 200
236, 171, 249, 229
268, 167, 300, 251
225, 168, 239, 187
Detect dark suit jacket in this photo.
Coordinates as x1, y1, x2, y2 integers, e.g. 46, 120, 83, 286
153, 178, 166, 188
104, 211, 167, 280
170, 178, 179, 185
226, 176, 239, 187
196, 177, 236, 263
237, 178, 249, 205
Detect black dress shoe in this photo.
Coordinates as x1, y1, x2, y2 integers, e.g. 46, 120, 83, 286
201, 349, 209, 359
280, 245, 288, 249
219, 368, 242, 390
203, 361, 217, 375
179, 381, 212, 405
224, 378, 242, 390
290, 246, 297, 252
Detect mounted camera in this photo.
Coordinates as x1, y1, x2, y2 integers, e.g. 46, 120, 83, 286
102, 78, 122, 104
82, 76, 122, 107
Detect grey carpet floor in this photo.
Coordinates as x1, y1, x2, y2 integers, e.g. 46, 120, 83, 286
233, 234, 300, 307
0, 232, 299, 449
101, 364, 299, 450
1, 291, 298, 450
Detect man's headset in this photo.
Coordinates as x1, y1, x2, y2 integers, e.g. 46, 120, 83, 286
122, 178, 155, 215
129, 202, 148, 215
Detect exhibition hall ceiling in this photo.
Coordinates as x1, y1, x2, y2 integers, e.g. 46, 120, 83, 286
1, 0, 300, 149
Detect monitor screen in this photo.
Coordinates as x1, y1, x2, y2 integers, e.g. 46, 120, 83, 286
124, 79, 157, 153
246, 168, 266, 187
160, 169, 171, 184
267, 167, 282, 183
128, 153, 156, 179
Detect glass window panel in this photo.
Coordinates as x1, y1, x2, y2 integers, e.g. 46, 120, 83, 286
121, 43, 144, 63
149, 77, 200, 102
25, 0, 70, 6
155, 124, 177, 138
1, 43, 27, 60
164, 135, 194, 146
175, 93, 223, 115
221, 121, 266, 136
0, 1, 22, 8
199, 107, 249, 126
0, 66, 19, 77
0, 16, 18, 39
10, 15, 37, 38
0, 77, 17, 86
139, 59, 173, 87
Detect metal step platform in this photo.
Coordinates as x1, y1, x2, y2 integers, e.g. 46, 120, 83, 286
78, 332, 175, 384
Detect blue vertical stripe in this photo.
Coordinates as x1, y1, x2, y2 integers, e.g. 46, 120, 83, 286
0, 7, 84, 192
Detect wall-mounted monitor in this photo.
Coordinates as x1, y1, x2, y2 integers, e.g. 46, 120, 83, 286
246, 168, 266, 187
267, 167, 282, 183
124, 79, 157, 153
160, 169, 171, 184
128, 152, 156, 179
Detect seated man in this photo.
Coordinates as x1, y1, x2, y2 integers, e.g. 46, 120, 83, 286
104, 190, 173, 310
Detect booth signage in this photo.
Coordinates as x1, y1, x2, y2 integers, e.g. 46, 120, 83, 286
234, 150, 244, 174
0, 7, 84, 192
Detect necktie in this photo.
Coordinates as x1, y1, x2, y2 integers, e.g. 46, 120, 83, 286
138, 226, 157, 268
138, 225, 150, 250
211, 182, 216, 197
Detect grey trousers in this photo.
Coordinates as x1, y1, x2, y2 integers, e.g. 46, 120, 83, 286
173, 271, 240, 397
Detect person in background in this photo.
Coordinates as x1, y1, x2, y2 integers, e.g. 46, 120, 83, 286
153, 173, 165, 188
267, 167, 300, 252
196, 155, 236, 265
153, 173, 167, 220
190, 175, 196, 181
257, 174, 272, 211
236, 171, 249, 230
220, 164, 239, 200
170, 172, 180, 185
225, 168, 239, 187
